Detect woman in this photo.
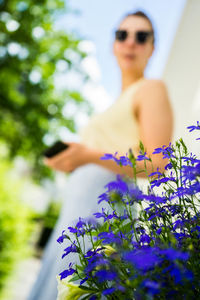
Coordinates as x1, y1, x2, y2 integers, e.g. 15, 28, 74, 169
28, 10, 173, 300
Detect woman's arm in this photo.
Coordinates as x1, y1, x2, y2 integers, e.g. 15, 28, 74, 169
132, 79, 174, 175
135, 79, 173, 157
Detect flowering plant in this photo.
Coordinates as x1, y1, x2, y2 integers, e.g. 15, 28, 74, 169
57, 122, 200, 299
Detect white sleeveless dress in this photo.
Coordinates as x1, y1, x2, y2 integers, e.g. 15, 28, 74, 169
27, 78, 145, 300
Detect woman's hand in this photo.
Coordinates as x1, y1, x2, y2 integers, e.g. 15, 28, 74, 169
44, 142, 93, 173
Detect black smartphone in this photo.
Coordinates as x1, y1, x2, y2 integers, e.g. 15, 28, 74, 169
43, 141, 69, 158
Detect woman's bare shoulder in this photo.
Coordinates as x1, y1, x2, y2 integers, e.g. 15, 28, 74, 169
139, 78, 168, 92
133, 78, 171, 118
136, 78, 169, 104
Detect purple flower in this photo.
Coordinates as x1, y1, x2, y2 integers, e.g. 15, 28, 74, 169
68, 226, 78, 233
165, 162, 173, 170
98, 231, 121, 244
181, 155, 200, 164
187, 121, 200, 132
145, 205, 167, 221
173, 232, 188, 242
98, 192, 109, 204
183, 270, 194, 281
89, 296, 98, 300
120, 209, 129, 220
57, 230, 68, 244
174, 186, 188, 198
105, 175, 128, 194
101, 152, 132, 166
191, 225, 200, 233
85, 248, 102, 258
106, 210, 119, 220
153, 147, 165, 154
62, 243, 78, 259
173, 219, 185, 230
156, 228, 162, 235
76, 217, 86, 229
117, 285, 126, 292
140, 234, 151, 244
94, 208, 118, 222
98, 231, 115, 240
151, 176, 176, 188
80, 276, 88, 285
95, 270, 117, 283
128, 184, 144, 200
161, 248, 189, 261
168, 204, 182, 217
169, 265, 182, 284
85, 255, 108, 273
149, 169, 163, 177
118, 155, 132, 166
181, 164, 200, 181
93, 208, 110, 221
68, 225, 85, 237
142, 279, 160, 294
102, 287, 116, 295
143, 194, 167, 204
59, 265, 76, 280
101, 153, 118, 161
167, 264, 192, 285
136, 152, 150, 161
153, 144, 175, 159
123, 248, 161, 271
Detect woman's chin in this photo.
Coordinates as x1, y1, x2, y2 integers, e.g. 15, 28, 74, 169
121, 64, 138, 73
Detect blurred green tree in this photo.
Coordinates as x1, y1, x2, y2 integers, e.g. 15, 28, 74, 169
0, 158, 33, 299
0, 0, 91, 180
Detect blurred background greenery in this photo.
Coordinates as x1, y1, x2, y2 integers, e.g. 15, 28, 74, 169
0, 158, 33, 300
0, 0, 92, 297
0, 0, 91, 180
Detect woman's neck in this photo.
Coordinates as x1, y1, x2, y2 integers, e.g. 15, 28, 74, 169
121, 71, 144, 91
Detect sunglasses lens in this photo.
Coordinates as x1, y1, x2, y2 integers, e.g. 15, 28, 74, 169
136, 31, 150, 44
115, 30, 127, 41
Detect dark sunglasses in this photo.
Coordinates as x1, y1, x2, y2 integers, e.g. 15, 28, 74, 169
115, 30, 153, 44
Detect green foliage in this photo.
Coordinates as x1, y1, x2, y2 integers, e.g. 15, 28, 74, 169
0, 158, 33, 298
0, 0, 91, 180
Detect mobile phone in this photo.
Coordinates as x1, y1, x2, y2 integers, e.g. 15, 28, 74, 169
43, 141, 69, 158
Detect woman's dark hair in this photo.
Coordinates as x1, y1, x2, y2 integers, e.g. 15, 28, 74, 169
124, 10, 155, 45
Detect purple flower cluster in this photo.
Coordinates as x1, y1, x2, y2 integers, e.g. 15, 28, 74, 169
187, 121, 200, 132
101, 152, 132, 166
57, 123, 200, 299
